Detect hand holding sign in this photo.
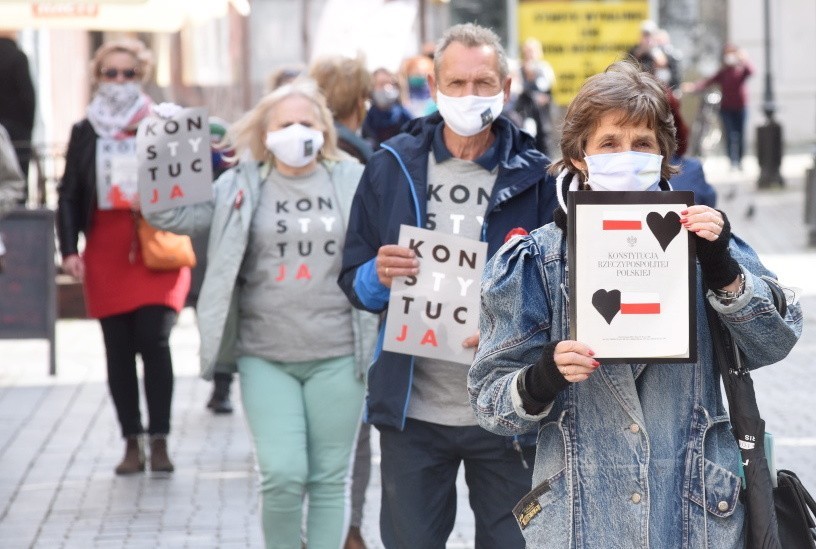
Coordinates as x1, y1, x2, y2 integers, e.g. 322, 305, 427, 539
376, 244, 419, 287
383, 226, 487, 365
136, 107, 214, 214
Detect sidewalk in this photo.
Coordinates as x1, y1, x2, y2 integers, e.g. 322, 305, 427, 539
0, 153, 814, 548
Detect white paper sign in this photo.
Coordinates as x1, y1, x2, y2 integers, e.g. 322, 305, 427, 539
96, 137, 138, 209
137, 107, 214, 214
382, 225, 487, 365
569, 191, 696, 362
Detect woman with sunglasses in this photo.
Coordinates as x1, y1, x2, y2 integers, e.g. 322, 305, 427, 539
57, 38, 190, 475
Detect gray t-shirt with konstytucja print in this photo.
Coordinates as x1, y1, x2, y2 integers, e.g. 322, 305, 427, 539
236, 164, 353, 363
405, 149, 497, 427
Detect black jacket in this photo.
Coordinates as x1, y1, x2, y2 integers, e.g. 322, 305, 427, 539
0, 38, 36, 144
57, 120, 100, 257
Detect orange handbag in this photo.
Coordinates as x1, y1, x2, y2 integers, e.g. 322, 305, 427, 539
135, 217, 196, 271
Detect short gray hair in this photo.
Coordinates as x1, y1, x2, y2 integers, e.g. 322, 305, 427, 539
434, 23, 509, 81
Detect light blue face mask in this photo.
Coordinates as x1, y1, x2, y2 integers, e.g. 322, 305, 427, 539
584, 151, 663, 192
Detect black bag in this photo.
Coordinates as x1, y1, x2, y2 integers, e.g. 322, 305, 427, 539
705, 281, 816, 548
775, 469, 816, 548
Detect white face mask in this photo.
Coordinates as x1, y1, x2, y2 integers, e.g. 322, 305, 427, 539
435, 90, 504, 137
264, 124, 324, 168
372, 86, 400, 110
584, 151, 663, 192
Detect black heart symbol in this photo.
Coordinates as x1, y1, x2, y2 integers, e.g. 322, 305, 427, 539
592, 289, 621, 325
646, 211, 681, 251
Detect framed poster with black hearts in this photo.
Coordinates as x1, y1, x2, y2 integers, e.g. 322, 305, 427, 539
568, 191, 697, 363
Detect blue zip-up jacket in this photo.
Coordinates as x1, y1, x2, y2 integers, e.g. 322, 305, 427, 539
338, 112, 558, 430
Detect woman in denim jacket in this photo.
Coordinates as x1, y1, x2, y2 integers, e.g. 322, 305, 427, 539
468, 61, 803, 548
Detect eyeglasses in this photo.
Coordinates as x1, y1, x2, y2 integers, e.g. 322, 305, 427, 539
100, 68, 138, 80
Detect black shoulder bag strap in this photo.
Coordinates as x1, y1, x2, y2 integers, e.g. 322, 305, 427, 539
706, 278, 816, 548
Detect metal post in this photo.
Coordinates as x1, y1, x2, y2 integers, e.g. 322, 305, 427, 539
301, 0, 310, 63
419, 0, 427, 49
756, 0, 785, 188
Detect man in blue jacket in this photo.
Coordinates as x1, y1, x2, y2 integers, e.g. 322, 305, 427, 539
339, 23, 558, 548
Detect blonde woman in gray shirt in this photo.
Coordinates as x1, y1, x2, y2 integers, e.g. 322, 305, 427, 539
146, 79, 377, 549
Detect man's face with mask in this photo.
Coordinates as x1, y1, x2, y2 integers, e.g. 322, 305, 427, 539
428, 42, 511, 138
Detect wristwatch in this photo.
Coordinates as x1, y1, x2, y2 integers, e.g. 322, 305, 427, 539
712, 272, 745, 303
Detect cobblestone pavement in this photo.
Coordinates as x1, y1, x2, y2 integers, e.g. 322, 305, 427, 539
0, 153, 814, 548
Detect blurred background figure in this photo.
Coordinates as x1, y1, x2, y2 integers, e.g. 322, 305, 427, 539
400, 54, 437, 118
57, 38, 190, 476
0, 29, 36, 200
310, 54, 374, 549
0, 121, 26, 270
665, 88, 717, 208
513, 37, 556, 155
628, 19, 660, 72
652, 28, 683, 93
362, 67, 413, 150
267, 63, 305, 93
0, 122, 25, 216
682, 43, 754, 170
628, 21, 682, 94
311, 55, 374, 164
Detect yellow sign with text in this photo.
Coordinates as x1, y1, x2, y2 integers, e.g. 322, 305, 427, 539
518, 0, 649, 106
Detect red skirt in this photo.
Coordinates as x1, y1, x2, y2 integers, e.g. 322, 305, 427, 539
82, 209, 190, 319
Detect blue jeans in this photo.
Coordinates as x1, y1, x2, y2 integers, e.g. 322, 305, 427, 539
238, 354, 364, 549
720, 107, 747, 166
378, 418, 534, 549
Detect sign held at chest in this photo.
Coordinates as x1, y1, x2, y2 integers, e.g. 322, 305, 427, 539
383, 225, 487, 365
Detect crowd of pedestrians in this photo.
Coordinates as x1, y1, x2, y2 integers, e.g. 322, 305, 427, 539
0, 16, 804, 549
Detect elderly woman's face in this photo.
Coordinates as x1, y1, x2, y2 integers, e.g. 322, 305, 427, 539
572, 109, 660, 172
99, 51, 140, 84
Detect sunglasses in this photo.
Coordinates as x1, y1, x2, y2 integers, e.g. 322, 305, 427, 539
100, 68, 138, 80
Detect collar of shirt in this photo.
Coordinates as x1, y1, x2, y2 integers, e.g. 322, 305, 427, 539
431, 122, 500, 172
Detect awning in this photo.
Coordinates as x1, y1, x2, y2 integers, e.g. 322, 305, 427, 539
0, 0, 249, 32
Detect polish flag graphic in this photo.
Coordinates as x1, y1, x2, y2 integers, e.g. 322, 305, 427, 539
602, 211, 642, 230
620, 292, 661, 314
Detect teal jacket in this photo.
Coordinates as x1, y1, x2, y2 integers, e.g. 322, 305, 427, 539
146, 159, 378, 380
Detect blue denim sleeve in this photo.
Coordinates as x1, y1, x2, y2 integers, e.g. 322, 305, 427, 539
468, 235, 555, 436
354, 257, 390, 310
710, 235, 803, 369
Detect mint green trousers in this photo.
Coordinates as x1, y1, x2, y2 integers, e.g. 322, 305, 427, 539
238, 354, 365, 549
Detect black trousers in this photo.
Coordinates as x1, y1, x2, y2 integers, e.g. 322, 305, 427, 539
99, 305, 177, 437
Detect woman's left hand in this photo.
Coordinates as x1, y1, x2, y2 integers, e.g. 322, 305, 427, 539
682, 206, 743, 290
680, 205, 724, 241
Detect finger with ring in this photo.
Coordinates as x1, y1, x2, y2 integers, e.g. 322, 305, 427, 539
385, 267, 390, 277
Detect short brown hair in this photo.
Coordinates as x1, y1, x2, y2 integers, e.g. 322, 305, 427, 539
550, 61, 677, 181
309, 55, 370, 121
89, 38, 153, 88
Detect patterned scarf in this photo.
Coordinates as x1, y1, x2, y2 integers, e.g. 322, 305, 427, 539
87, 82, 152, 139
